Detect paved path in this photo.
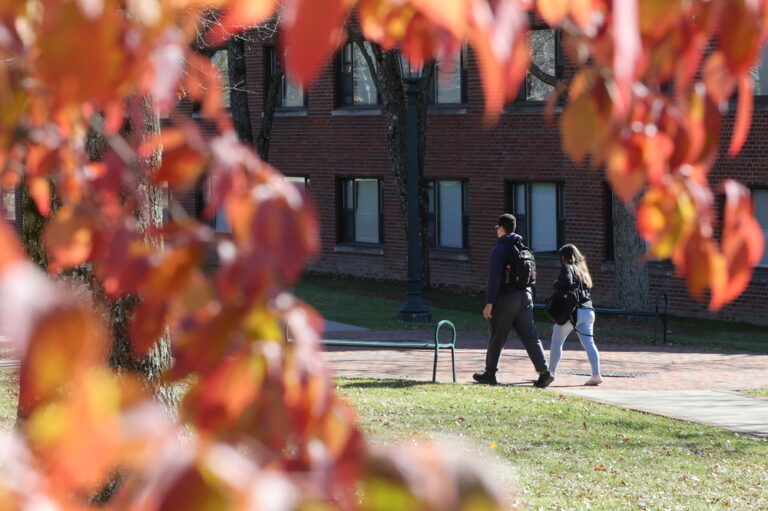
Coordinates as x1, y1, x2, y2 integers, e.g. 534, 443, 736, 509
3, 325, 768, 437
320, 326, 768, 437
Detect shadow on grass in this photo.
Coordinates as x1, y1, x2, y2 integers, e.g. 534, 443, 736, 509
335, 379, 437, 390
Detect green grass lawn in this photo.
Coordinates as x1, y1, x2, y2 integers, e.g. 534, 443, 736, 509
338, 379, 768, 510
744, 388, 768, 398
294, 273, 768, 352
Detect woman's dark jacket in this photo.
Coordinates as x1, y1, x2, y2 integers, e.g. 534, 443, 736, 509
553, 263, 593, 309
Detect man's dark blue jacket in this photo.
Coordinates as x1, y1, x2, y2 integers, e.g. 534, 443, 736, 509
486, 233, 526, 304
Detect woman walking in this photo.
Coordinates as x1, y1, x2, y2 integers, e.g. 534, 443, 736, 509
548, 244, 603, 385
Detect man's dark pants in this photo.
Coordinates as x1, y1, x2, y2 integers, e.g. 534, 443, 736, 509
485, 290, 548, 375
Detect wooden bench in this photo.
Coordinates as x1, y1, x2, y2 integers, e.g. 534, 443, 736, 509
321, 320, 457, 383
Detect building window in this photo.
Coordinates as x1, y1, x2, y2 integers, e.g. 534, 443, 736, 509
754, 188, 768, 267
338, 178, 382, 244
426, 180, 468, 249
751, 45, 768, 96
285, 175, 309, 191
427, 48, 467, 105
507, 182, 564, 252
211, 49, 231, 109
517, 29, 559, 102
337, 42, 379, 107
265, 46, 306, 108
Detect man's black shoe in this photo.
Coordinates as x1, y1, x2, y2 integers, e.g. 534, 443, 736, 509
472, 371, 498, 385
534, 370, 554, 389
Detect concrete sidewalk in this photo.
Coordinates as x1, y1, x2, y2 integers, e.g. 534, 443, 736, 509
319, 326, 768, 437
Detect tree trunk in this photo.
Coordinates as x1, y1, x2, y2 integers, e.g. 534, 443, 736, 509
82, 98, 178, 412
20, 182, 47, 270
228, 36, 254, 146
612, 196, 651, 311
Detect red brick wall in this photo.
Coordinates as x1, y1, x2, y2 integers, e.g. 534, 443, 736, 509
242, 41, 768, 326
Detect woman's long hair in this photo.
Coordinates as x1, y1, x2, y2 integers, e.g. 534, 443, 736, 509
559, 244, 593, 289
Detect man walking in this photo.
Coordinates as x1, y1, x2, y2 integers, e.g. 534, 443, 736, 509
473, 213, 554, 388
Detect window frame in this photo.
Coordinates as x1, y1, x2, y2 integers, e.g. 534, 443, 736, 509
426, 180, 469, 250
426, 47, 468, 106
336, 42, 381, 108
284, 175, 310, 191
751, 186, 768, 268
513, 28, 562, 105
264, 45, 308, 110
337, 178, 384, 245
505, 181, 565, 253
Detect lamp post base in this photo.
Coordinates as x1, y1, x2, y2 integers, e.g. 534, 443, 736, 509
397, 311, 433, 323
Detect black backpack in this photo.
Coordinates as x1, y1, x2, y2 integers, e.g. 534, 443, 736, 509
504, 240, 537, 289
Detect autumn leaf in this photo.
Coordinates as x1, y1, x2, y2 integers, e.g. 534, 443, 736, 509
709, 180, 765, 310
611, 0, 641, 118
18, 303, 107, 419
43, 206, 96, 273
728, 75, 753, 157
0, 220, 24, 273
280, 0, 352, 87
535, 0, 570, 26
204, 0, 279, 46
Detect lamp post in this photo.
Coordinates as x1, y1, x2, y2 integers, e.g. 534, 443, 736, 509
397, 54, 432, 322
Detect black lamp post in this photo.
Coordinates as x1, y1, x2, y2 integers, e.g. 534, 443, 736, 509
397, 54, 431, 322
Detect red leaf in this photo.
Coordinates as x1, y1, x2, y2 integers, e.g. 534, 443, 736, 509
410, 0, 472, 39
0, 220, 24, 273
612, 0, 641, 118
280, 0, 352, 87
710, 180, 765, 310
727, 75, 752, 157
718, 0, 762, 76
130, 300, 169, 358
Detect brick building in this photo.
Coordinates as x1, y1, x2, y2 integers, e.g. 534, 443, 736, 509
223, 27, 768, 327
4, 28, 766, 327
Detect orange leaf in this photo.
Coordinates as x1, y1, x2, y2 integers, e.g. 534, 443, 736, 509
710, 180, 766, 310
281, 0, 352, 87
674, 229, 724, 301
29, 178, 51, 217
359, 0, 416, 49
638, 0, 683, 45
636, 182, 696, 260
205, 0, 279, 46
18, 303, 107, 419
703, 51, 737, 105
26, 368, 122, 491
561, 93, 598, 163
43, 206, 96, 273
536, 0, 570, 26
182, 349, 266, 435
727, 75, 752, 156
155, 145, 208, 188
410, 0, 471, 39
